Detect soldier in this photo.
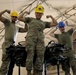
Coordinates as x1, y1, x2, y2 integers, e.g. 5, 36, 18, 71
50, 21, 76, 75
0, 9, 28, 75
18, 4, 58, 75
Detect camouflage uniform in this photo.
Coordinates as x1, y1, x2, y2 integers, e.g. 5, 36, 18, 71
0, 19, 18, 75
25, 17, 50, 75
55, 29, 76, 75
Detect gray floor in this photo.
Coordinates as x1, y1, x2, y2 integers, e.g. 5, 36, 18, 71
45, 65, 73, 75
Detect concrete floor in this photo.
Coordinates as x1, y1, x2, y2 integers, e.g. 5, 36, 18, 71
12, 66, 73, 75
45, 65, 73, 75
0, 64, 73, 75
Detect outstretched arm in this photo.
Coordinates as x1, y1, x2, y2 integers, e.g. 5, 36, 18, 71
46, 15, 58, 27
0, 9, 10, 22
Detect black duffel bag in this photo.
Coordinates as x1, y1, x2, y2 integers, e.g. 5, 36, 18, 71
6, 44, 27, 67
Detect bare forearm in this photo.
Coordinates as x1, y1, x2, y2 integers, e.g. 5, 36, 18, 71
0, 10, 7, 16
0, 10, 9, 22
50, 16, 58, 25
51, 27, 57, 33
46, 15, 58, 27
18, 11, 30, 22
19, 11, 25, 18
50, 27, 57, 37
0, 9, 10, 22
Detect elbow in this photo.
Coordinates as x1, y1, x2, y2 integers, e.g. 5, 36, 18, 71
17, 17, 21, 21
53, 22, 58, 26
54, 21, 58, 26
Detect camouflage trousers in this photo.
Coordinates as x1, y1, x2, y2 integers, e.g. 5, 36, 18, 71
0, 54, 11, 75
25, 36, 45, 75
61, 50, 76, 75
0, 42, 14, 75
